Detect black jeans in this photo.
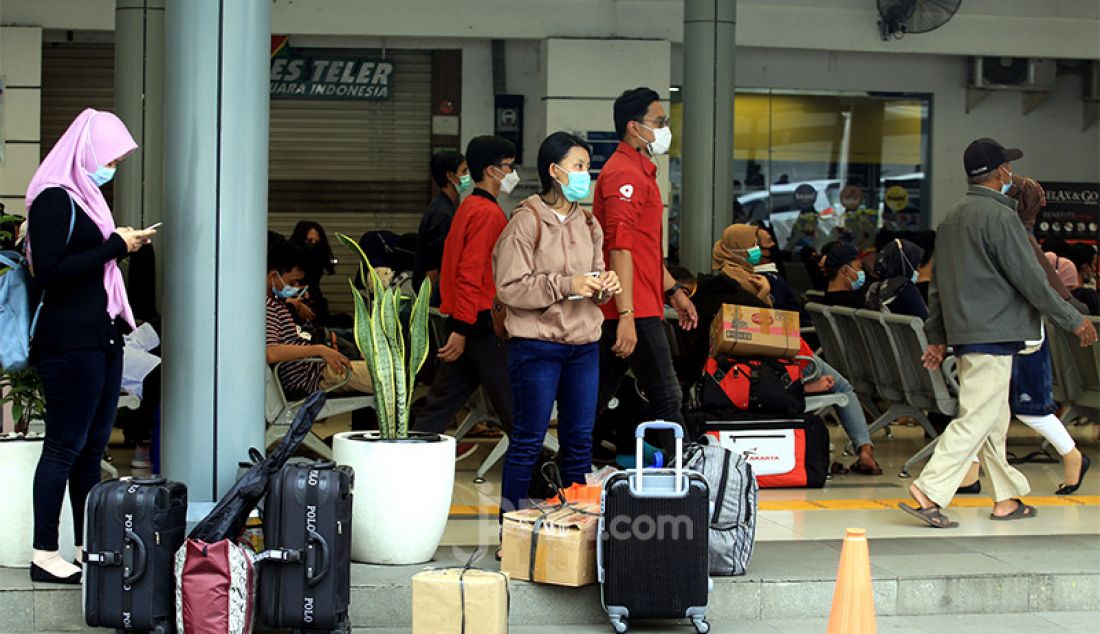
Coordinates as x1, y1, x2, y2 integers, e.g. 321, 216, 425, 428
412, 328, 513, 435
33, 347, 123, 550
596, 317, 684, 456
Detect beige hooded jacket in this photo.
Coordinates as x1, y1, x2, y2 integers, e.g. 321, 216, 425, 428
492, 194, 608, 344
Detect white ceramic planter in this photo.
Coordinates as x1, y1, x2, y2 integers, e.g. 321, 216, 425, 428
0, 438, 76, 567
333, 431, 455, 565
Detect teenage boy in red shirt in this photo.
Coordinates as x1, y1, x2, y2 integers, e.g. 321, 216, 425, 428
413, 136, 519, 451
593, 87, 699, 459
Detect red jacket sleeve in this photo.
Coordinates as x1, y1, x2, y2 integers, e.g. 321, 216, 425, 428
596, 170, 640, 252
796, 338, 814, 371
449, 205, 506, 333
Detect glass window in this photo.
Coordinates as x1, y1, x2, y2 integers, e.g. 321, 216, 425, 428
669, 90, 931, 260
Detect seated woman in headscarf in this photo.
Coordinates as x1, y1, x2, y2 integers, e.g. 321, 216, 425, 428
864, 238, 928, 319
691, 225, 882, 475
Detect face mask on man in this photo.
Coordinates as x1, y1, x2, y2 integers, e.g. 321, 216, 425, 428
851, 269, 866, 291
1000, 167, 1014, 195
497, 168, 520, 195
454, 173, 473, 193
637, 123, 672, 156
88, 165, 116, 187
554, 164, 591, 202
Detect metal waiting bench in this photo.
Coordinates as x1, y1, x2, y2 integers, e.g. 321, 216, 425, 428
830, 306, 942, 444
873, 312, 960, 477
1047, 315, 1100, 423
264, 360, 375, 459
427, 309, 559, 484
806, 303, 881, 420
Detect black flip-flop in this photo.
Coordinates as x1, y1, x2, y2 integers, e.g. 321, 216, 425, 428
989, 498, 1038, 521
898, 502, 959, 528
1056, 454, 1091, 496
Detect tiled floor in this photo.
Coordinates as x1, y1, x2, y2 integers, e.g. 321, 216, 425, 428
349, 612, 1100, 633
110, 414, 1099, 547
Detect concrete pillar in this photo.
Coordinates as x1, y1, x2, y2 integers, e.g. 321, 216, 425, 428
542, 38, 671, 245
162, 0, 270, 500
114, 0, 165, 233
681, 0, 736, 273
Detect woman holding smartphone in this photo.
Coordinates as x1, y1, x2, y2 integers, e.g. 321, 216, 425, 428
24, 109, 153, 583
492, 132, 621, 515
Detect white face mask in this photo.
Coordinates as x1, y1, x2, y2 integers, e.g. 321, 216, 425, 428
637, 123, 673, 156
498, 169, 520, 195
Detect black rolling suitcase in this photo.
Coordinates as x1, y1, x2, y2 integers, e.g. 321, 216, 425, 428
84, 476, 188, 633
259, 460, 354, 633
598, 421, 713, 634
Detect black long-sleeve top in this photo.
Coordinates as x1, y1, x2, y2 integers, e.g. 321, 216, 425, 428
27, 187, 130, 359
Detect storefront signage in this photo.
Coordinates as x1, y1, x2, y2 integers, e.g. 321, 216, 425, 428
1036, 181, 1099, 243
270, 52, 394, 100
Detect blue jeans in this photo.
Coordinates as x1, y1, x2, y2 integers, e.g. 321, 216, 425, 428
33, 348, 123, 550
816, 358, 873, 449
502, 339, 599, 514
1010, 339, 1056, 417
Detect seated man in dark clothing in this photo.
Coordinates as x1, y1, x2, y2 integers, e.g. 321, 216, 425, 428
865, 238, 928, 319
821, 243, 868, 309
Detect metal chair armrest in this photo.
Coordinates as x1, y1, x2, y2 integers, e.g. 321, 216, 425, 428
273, 357, 352, 395
941, 356, 960, 394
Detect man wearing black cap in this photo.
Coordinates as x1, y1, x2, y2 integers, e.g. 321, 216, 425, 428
821, 243, 868, 309
899, 138, 1098, 528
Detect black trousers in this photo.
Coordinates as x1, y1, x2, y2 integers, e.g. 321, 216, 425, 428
33, 347, 123, 550
411, 328, 513, 435
596, 317, 684, 456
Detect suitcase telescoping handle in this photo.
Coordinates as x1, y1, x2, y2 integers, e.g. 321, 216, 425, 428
634, 421, 684, 494
122, 530, 147, 586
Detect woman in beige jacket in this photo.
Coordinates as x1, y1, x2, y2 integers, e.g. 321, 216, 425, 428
492, 132, 621, 514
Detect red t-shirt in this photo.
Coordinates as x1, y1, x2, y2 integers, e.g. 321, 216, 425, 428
593, 142, 665, 320
439, 189, 508, 334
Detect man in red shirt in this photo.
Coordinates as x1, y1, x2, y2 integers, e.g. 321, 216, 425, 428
412, 136, 518, 444
594, 87, 699, 459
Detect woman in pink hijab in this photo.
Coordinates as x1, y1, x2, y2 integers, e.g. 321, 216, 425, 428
25, 109, 154, 584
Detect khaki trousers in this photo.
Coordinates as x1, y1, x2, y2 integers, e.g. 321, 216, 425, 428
321, 361, 374, 394
914, 353, 1030, 508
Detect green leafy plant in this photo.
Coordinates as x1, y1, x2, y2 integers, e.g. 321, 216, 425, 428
0, 369, 46, 436
336, 233, 431, 440
1, 213, 24, 250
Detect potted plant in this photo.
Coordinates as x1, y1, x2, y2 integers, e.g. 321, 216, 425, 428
0, 370, 50, 567
331, 234, 456, 565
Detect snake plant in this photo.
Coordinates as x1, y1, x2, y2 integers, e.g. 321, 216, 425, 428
337, 233, 431, 440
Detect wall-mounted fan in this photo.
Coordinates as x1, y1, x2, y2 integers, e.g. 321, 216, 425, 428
877, 0, 962, 40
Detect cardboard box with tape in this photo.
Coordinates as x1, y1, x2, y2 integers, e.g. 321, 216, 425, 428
500, 503, 600, 587
710, 304, 801, 358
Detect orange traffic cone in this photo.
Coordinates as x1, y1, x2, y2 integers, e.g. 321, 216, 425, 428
826, 528, 877, 634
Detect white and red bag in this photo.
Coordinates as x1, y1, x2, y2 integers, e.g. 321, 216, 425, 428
175, 538, 256, 633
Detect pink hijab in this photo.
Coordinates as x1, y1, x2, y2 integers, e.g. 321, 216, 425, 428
26, 108, 138, 329
1045, 252, 1079, 290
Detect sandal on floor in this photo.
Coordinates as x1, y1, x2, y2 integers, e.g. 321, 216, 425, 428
1056, 454, 1091, 496
989, 498, 1038, 521
898, 502, 959, 528
850, 461, 883, 476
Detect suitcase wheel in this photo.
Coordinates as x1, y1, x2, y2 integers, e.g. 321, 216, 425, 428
609, 617, 629, 633
693, 617, 711, 634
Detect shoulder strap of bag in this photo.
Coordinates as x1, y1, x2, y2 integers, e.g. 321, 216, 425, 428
29, 196, 77, 338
